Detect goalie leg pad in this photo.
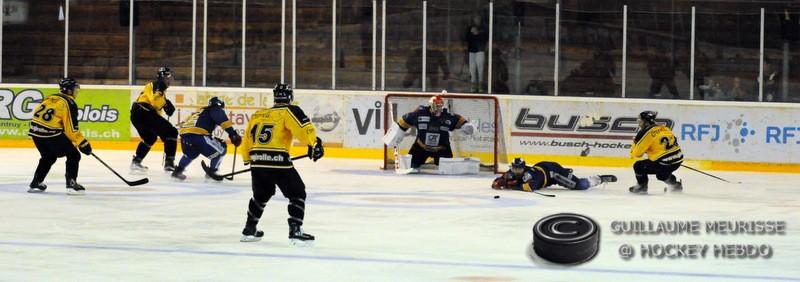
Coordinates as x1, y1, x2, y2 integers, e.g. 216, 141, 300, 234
438, 157, 480, 175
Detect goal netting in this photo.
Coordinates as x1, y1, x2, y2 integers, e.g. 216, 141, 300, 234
382, 93, 507, 173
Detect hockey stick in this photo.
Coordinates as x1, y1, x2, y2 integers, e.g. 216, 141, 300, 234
533, 190, 556, 197
681, 164, 742, 184
91, 153, 149, 186
201, 154, 309, 181
226, 145, 238, 180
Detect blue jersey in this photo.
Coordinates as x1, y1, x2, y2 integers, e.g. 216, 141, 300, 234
397, 105, 466, 151
178, 106, 235, 136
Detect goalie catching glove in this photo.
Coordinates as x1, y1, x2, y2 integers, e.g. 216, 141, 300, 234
308, 137, 324, 162
458, 122, 475, 135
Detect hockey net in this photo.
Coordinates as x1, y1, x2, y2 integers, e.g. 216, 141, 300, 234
383, 93, 507, 173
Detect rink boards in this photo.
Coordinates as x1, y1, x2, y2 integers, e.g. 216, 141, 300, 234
1, 84, 799, 173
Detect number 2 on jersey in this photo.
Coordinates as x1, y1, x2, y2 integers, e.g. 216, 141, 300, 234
660, 136, 678, 150
33, 105, 55, 122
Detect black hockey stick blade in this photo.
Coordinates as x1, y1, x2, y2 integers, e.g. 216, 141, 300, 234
202, 154, 310, 181
533, 191, 556, 197
681, 164, 741, 184
91, 153, 149, 186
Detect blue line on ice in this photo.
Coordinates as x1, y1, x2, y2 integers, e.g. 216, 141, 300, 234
0, 240, 796, 281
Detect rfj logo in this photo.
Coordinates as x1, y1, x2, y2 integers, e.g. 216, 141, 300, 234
680, 115, 756, 153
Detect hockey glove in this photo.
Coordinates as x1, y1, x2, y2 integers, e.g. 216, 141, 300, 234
308, 137, 324, 162
491, 177, 506, 190
163, 99, 176, 117
229, 134, 242, 147
78, 141, 92, 155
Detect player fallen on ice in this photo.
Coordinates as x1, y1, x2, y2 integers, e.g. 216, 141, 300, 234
384, 94, 476, 173
171, 97, 242, 181
28, 78, 93, 195
239, 83, 324, 245
629, 111, 683, 194
130, 67, 179, 173
492, 158, 616, 191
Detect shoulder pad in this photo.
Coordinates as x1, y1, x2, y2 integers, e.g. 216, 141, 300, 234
287, 105, 311, 124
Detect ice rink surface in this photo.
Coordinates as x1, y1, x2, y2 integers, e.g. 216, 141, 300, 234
0, 148, 799, 281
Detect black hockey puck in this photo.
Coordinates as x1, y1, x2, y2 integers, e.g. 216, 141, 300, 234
532, 213, 599, 265
494, 195, 500, 199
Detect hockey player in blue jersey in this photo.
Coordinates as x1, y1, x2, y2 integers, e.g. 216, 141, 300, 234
171, 97, 242, 180
492, 158, 617, 192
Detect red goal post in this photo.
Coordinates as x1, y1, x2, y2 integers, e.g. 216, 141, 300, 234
382, 93, 504, 173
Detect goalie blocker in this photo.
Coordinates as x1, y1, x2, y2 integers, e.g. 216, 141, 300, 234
383, 95, 477, 174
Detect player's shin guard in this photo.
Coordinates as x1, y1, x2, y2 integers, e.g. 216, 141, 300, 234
135, 141, 153, 160
164, 137, 178, 159
241, 197, 267, 242
287, 197, 305, 227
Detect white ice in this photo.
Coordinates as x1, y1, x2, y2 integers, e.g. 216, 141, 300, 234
0, 148, 798, 281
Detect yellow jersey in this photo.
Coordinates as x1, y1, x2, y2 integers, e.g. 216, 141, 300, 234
134, 82, 167, 113
241, 104, 318, 168
28, 93, 89, 148
630, 124, 683, 165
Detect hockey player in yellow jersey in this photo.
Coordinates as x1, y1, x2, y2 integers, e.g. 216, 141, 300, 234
130, 67, 179, 173
239, 83, 324, 245
28, 78, 93, 195
629, 111, 683, 194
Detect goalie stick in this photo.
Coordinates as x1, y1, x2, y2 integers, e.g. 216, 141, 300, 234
91, 153, 149, 186
201, 154, 308, 181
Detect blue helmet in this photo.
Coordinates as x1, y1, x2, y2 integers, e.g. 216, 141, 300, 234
208, 97, 225, 108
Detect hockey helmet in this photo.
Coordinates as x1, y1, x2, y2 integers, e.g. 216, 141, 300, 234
59, 77, 80, 94
208, 97, 225, 108
511, 157, 526, 174
429, 95, 444, 115
638, 110, 658, 125
157, 66, 173, 79
273, 83, 294, 103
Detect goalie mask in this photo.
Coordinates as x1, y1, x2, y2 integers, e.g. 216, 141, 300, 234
429, 95, 444, 116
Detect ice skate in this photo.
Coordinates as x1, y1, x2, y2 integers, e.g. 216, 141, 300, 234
28, 181, 47, 193
164, 156, 176, 172
289, 225, 315, 247
667, 179, 683, 192
628, 183, 648, 194
240, 228, 264, 242
66, 179, 85, 196
130, 156, 148, 174
171, 167, 187, 181
599, 175, 617, 183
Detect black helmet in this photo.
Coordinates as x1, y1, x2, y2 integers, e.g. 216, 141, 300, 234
639, 111, 658, 124
59, 77, 80, 94
273, 83, 293, 103
207, 97, 225, 108
157, 67, 173, 79
511, 157, 526, 169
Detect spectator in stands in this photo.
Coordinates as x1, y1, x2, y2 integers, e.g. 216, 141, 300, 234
491, 46, 510, 94
647, 49, 680, 99
759, 61, 781, 102
465, 15, 488, 93
730, 76, 748, 101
